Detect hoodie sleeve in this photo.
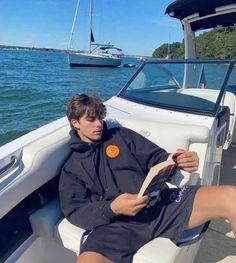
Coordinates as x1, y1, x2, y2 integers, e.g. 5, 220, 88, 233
119, 127, 169, 174
59, 164, 117, 230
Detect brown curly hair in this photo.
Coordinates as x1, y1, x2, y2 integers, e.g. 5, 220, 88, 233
67, 93, 107, 124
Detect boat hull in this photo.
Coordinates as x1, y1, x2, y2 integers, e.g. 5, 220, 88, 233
68, 52, 122, 67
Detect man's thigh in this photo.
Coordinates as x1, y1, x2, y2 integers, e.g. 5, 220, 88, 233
80, 221, 151, 263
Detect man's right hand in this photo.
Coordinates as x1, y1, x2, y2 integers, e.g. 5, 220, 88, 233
110, 193, 148, 216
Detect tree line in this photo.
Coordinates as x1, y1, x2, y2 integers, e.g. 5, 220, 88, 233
152, 26, 236, 59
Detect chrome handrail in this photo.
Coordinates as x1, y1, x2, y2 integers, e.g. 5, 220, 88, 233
0, 156, 17, 177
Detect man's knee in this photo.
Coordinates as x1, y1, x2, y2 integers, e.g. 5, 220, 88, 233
225, 185, 236, 197
224, 186, 236, 208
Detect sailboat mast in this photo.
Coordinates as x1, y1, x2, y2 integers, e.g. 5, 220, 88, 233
88, 0, 93, 53
68, 0, 80, 51
166, 33, 171, 59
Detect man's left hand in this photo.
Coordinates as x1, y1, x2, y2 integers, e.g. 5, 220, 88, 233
175, 149, 199, 172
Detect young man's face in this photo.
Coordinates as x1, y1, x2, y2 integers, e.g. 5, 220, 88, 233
71, 113, 103, 143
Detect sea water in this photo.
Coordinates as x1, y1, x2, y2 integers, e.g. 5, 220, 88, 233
1, 49, 236, 147
0, 49, 139, 146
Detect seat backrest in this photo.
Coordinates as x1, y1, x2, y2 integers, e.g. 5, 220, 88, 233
106, 117, 209, 153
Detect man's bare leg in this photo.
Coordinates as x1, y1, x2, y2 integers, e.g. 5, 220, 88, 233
187, 185, 236, 236
76, 252, 114, 263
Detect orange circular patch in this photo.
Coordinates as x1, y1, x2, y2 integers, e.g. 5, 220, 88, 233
106, 144, 120, 158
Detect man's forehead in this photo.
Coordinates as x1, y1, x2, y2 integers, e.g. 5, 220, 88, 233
83, 110, 96, 119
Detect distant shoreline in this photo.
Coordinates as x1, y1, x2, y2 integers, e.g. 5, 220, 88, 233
0, 44, 67, 53
0, 45, 149, 58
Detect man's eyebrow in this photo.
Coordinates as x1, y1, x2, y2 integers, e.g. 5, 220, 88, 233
86, 116, 96, 120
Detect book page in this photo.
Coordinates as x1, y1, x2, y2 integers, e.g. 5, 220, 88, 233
138, 156, 176, 198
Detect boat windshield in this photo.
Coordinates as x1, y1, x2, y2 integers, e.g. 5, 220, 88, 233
118, 59, 235, 116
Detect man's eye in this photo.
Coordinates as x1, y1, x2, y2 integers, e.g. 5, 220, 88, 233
87, 118, 95, 122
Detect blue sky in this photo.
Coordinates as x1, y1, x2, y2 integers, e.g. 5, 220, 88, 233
0, 0, 183, 56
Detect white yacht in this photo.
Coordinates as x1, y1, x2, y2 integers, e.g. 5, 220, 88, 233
0, 0, 236, 262
67, 0, 122, 68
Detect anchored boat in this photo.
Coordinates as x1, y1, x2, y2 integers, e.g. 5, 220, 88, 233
67, 0, 122, 67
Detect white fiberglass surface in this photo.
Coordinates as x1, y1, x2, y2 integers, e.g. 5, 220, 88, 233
119, 59, 234, 116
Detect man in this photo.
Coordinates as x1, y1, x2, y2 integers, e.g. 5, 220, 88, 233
59, 93, 236, 263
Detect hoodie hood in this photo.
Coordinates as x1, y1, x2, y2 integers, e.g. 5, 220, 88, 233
69, 128, 91, 153
69, 121, 108, 153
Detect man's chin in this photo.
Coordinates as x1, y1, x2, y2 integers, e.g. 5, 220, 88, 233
92, 135, 102, 141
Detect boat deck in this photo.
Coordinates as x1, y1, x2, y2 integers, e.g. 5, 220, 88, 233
196, 145, 236, 263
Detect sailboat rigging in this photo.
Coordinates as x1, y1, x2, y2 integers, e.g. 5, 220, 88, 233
67, 0, 123, 67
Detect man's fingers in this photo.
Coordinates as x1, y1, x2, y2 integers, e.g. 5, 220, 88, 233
176, 148, 185, 153
175, 151, 199, 172
177, 152, 199, 163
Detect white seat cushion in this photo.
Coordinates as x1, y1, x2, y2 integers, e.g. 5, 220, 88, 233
55, 218, 84, 255
55, 218, 181, 262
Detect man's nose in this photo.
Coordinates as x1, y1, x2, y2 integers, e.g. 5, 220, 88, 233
95, 118, 102, 126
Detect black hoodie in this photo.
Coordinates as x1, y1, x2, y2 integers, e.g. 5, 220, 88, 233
59, 122, 168, 230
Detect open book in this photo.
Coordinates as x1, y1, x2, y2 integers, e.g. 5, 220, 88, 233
138, 153, 179, 198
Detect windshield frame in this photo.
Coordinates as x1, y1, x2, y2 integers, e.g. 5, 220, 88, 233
118, 59, 235, 117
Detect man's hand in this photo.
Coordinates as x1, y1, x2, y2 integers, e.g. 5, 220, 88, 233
110, 193, 148, 216
175, 149, 199, 172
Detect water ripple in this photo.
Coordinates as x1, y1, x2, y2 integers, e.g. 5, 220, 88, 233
0, 49, 139, 146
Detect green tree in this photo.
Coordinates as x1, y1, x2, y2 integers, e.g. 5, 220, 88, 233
152, 26, 236, 59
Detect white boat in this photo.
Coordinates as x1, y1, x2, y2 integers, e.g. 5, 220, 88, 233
67, 0, 122, 67
0, 1, 236, 263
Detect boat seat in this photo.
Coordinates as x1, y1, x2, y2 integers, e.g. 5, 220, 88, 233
30, 165, 201, 263
55, 217, 182, 262
29, 198, 183, 262
29, 118, 209, 262
30, 180, 201, 263
54, 175, 202, 261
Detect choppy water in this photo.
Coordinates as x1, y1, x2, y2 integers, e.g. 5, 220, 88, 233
0, 49, 139, 146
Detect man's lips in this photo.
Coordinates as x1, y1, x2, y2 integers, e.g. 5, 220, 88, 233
93, 130, 102, 134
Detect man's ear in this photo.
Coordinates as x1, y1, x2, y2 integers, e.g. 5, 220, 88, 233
71, 119, 80, 130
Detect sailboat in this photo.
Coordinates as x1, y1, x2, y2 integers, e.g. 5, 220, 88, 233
67, 0, 123, 67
